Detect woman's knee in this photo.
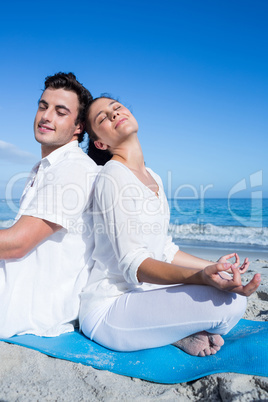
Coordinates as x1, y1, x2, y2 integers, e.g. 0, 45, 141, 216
229, 293, 247, 318
218, 293, 247, 335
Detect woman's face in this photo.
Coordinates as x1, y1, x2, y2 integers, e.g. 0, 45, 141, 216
88, 98, 139, 150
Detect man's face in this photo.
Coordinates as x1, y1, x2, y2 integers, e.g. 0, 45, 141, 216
34, 88, 82, 157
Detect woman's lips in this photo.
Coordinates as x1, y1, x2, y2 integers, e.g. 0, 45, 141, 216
115, 118, 127, 129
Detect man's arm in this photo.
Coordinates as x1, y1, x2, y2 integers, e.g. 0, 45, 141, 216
0, 215, 61, 260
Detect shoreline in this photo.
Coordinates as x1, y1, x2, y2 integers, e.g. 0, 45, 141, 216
0, 245, 267, 401
179, 242, 268, 263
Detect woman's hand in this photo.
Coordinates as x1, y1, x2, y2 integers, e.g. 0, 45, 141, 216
201, 263, 261, 296
217, 253, 250, 274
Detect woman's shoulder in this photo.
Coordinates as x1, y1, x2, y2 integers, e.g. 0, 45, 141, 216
95, 160, 135, 196
101, 160, 130, 174
96, 160, 132, 183
96, 161, 163, 193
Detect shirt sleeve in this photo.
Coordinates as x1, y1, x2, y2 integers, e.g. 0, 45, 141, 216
162, 235, 179, 263
94, 164, 153, 285
23, 157, 98, 230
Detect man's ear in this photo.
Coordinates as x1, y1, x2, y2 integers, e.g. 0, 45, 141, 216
74, 123, 84, 135
94, 140, 108, 150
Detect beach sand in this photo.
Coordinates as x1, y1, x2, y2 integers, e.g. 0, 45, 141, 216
0, 246, 267, 401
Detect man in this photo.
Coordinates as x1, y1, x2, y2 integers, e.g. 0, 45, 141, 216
0, 72, 98, 338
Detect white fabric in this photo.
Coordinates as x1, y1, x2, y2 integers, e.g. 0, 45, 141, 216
82, 284, 247, 352
79, 160, 179, 326
0, 141, 98, 338
80, 160, 247, 352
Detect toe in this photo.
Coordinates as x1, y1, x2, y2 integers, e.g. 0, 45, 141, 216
203, 347, 212, 356
209, 335, 224, 347
210, 348, 217, 355
211, 345, 221, 352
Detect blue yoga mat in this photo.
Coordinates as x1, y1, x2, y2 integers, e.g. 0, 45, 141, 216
1, 319, 267, 384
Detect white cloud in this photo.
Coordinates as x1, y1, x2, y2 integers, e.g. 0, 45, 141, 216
0, 140, 38, 165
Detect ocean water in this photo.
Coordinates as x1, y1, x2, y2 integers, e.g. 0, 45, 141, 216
168, 198, 268, 251
1, 198, 267, 251
0, 199, 20, 228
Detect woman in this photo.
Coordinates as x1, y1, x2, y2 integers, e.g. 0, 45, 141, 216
79, 97, 261, 357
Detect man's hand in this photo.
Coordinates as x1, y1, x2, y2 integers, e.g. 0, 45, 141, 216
202, 263, 261, 296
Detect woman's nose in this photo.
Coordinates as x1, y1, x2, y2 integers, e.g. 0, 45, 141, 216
112, 110, 119, 120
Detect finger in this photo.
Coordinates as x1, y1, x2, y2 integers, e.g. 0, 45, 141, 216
230, 265, 242, 286
242, 257, 249, 267
215, 263, 232, 273
220, 253, 236, 261
233, 253, 240, 268
210, 263, 236, 283
239, 273, 261, 296
239, 258, 250, 273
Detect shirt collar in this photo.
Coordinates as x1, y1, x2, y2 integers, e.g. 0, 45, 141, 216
40, 141, 79, 168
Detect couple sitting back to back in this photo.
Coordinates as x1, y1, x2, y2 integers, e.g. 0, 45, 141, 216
0, 73, 261, 358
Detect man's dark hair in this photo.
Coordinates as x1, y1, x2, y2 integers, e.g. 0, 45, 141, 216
44, 72, 93, 143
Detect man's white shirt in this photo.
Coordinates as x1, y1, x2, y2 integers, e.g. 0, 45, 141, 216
0, 141, 99, 338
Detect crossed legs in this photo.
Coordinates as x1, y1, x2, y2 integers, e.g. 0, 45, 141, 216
82, 284, 247, 356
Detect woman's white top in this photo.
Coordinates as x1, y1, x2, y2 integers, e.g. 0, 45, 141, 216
79, 160, 179, 327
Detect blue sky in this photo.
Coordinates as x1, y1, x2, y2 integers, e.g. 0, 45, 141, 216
0, 0, 267, 199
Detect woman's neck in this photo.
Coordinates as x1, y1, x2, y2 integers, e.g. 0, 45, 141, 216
111, 135, 159, 196
112, 136, 146, 172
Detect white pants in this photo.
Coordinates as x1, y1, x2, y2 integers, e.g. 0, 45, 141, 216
82, 284, 247, 352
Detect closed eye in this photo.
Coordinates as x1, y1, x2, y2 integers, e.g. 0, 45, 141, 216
38, 100, 48, 111
56, 106, 69, 116
57, 110, 67, 116
99, 115, 107, 124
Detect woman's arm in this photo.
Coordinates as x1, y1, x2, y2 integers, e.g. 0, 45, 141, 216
172, 250, 250, 273
137, 258, 261, 297
171, 250, 214, 269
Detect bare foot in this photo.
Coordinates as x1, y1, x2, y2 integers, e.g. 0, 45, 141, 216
172, 331, 224, 357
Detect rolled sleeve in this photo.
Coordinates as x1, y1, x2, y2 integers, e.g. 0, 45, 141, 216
120, 248, 153, 284
94, 165, 154, 285
163, 235, 179, 263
